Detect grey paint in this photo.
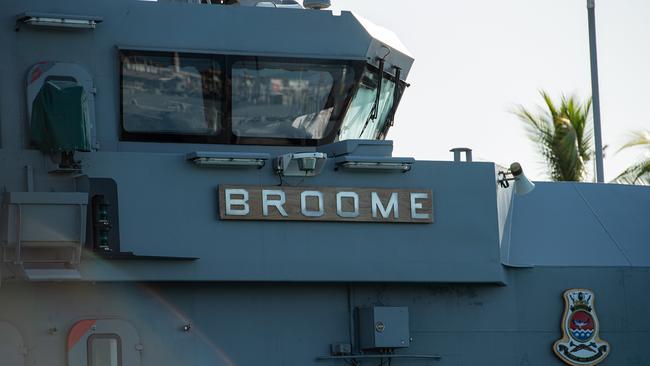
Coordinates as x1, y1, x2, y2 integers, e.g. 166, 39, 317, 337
358, 306, 410, 349
1, 0, 649, 365
0, 150, 506, 282
0, 321, 25, 366
503, 182, 650, 267
3, 144, 508, 283
0, 0, 412, 151
0, 268, 648, 365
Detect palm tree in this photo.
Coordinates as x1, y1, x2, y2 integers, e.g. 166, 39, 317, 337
513, 91, 593, 181
614, 131, 650, 185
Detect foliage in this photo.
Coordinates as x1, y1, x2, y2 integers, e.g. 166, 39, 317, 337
513, 91, 593, 181
614, 131, 650, 185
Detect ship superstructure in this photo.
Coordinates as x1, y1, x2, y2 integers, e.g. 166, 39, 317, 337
1, 1, 649, 365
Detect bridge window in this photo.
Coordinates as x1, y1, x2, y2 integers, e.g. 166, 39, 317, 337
121, 50, 223, 139
338, 67, 402, 141
231, 60, 353, 140
88, 334, 122, 366
118, 50, 406, 145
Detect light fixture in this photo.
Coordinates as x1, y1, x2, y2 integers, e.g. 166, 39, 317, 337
339, 161, 411, 172
192, 157, 265, 167
275, 152, 327, 177
498, 162, 535, 195
16, 13, 103, 31
186, 152, 268, 168
335, 156, 414, 173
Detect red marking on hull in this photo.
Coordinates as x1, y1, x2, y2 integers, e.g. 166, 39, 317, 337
67, 320, 96, 351
29, 67, 42, 85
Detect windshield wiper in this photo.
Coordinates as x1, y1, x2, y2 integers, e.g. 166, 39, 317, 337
370, 58, 384, 121
378, 66, 402, 139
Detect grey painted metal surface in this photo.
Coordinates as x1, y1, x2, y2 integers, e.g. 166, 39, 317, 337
0, 149, 506, 282
358, 306, 410, 349
0, 0, 649, 365
0, 0, 502, 283
502, 182, 650, 267
0, 0, 412, 152
0, 321, 25, 366
0, 268, 647, 365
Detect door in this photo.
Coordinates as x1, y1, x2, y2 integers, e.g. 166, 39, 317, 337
0, 321, 26, 366
67, 319, 142, 366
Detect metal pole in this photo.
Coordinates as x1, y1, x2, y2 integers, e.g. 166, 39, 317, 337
587, 0, 605, 182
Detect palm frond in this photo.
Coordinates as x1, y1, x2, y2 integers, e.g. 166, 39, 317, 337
614, 160, 650, 185
616, 131, 650, 153
512, 91, 593, 181
540, 90, 558, 119
614, 130, 650, 185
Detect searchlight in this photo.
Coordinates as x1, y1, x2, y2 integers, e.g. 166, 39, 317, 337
498, 162, 536, 196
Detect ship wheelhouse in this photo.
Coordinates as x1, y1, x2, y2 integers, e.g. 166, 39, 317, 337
119, 49, 407, 146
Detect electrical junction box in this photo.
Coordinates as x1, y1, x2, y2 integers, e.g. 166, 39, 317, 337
358, 306, 410, 350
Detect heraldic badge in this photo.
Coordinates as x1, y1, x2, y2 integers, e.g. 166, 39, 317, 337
553, 289, 609, 365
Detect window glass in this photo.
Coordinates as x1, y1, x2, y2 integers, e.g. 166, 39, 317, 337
119, 50, 367, 145
231, 61, 351, 139
121, 52, 223, 135
338, 68, 396, 141
88, 335, 121, 366
358, 76, 395, 139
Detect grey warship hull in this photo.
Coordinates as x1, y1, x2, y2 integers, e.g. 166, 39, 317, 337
1, 1, 649, 365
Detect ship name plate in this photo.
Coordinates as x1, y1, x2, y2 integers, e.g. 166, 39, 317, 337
218, 185, 433, 223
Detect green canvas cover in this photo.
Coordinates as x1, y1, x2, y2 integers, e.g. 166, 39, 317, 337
30, 81, 91, 152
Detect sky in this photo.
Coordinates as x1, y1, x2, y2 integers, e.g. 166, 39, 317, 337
328, 0, 650, 182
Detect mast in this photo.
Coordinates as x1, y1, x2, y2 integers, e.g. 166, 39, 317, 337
587, 0, 605, 183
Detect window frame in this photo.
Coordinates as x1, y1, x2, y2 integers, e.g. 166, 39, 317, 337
86, 333, 123, 366
119, 49, 365, 146
119, 49, 228, 144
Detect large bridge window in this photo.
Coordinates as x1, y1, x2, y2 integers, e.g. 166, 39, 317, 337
231, 60, 352, 140
119, 50, 406, 145
121, 51, 223, 138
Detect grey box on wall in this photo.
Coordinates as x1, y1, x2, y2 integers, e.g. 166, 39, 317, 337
358, 306, 410, 350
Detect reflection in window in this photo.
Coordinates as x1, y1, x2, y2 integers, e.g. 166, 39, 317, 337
88, 334, 121, 366
231, 61, 352, 139
117, 50, 409, 145
121, 52, 223, 135
338, 69, 396, 140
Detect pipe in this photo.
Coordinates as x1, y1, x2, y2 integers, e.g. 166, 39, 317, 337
316, 354, 442, 361
347, 284, 356, 352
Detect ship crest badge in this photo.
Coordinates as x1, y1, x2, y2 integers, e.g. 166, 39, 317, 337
553, 289, 609, 366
